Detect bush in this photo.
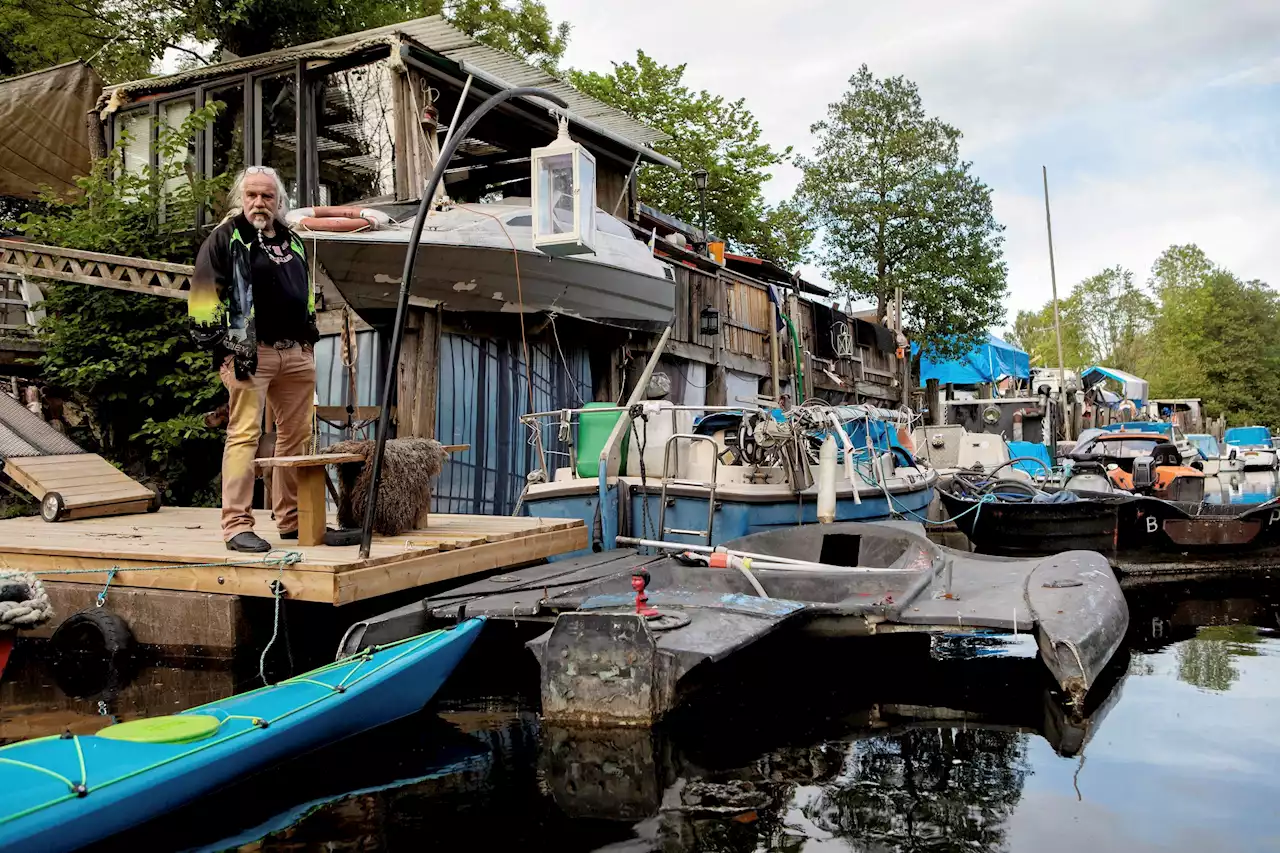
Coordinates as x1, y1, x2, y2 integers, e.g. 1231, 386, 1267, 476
8, 103, 231, 505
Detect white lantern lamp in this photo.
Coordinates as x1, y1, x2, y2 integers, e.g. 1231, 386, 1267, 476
531, 115, 597, 257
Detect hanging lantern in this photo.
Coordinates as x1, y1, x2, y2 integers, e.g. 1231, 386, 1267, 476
699, 306, 721, 337
531, 115, 597, 257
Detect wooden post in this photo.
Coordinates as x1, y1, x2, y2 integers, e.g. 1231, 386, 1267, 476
296, 468, 328, 546
926, 378, 941, 425
394, 307, 439, 438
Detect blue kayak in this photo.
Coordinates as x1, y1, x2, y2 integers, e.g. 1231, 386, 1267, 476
0, 617, 484, 852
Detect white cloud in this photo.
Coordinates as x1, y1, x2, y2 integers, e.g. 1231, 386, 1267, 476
998, 162, 1280, 317
543, 0, 1280, 317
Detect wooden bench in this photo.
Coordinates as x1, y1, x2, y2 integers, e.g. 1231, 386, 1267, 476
255, 453, 366, 546
255, 445, 470, 547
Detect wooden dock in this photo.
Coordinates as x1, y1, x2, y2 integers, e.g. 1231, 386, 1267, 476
0, 507, 586, 605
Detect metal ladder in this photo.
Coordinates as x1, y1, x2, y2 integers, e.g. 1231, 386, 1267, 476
656, 433, 720, 545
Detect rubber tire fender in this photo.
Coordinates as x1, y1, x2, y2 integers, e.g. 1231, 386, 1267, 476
51, 608, 135, 657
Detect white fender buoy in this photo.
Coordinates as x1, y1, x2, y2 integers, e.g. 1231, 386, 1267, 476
818, 435, 837, 524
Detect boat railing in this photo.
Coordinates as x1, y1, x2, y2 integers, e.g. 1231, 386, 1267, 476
518, 403, 766, 483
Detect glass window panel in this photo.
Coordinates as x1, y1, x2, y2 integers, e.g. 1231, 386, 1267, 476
113, 109, 151, 176
316, 63, 396, 205
536, 152, 574, 236
160, 99, 196, 211
255, 74, 298, 205
578, 154, 595, 248
207, 84, 245, 219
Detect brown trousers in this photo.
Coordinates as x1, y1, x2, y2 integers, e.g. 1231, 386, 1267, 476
220, 344, 316, 540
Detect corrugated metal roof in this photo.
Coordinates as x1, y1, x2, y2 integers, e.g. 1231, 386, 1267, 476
108, 16, 665, 149
0, 392, 84, 458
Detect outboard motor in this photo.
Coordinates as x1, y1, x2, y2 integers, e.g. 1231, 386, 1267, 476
1131, 455, 1156, 491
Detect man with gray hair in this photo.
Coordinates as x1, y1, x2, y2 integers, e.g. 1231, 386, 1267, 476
191, 166, 319, 553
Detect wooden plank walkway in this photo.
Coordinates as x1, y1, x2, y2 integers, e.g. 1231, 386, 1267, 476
0, 507, 586, 605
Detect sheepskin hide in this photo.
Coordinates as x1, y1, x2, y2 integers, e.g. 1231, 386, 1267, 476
324, 438, 447, 535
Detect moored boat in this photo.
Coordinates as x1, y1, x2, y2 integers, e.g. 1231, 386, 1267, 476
519, 399, 936, 553
939, 479, 1280, 574
1224, 426, 1279, 471
0, 619, 484, 853
303, 200, 676, 330
1187, 433, 1244, 476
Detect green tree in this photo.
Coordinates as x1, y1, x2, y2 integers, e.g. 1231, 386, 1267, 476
1008, 295, 1092, 370
0, 0, 570, 83
796, 65, 1006, 362
8, 105, 231, 505
0, 0, 182, 81
568, 50, 812, 267
1070, 266, 1153, 374
1144, 245, 1280, 426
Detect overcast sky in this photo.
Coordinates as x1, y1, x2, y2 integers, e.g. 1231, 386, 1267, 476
543, 0, 1280, 323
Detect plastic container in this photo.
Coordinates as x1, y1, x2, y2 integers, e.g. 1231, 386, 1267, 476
575, 403, 629, 478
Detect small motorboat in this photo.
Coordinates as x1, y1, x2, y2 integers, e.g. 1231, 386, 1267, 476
1065, 431, 1206, 501
0, 619, 484, 853
1224, 426, 1279, 471
1187, 433, 1243, 476
300, 199, 676, 330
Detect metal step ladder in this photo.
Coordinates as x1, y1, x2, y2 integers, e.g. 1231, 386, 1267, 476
656, 433, 720, 545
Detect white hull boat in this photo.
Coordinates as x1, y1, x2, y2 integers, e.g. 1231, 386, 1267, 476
298, 201, 675, 330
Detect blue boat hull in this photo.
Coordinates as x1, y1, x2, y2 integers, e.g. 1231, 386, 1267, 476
0, 618, 484, 853
524, 481, 935, 554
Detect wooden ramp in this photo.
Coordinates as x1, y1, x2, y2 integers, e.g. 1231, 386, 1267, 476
5, 454, 157, 522
0, 507, 586, 605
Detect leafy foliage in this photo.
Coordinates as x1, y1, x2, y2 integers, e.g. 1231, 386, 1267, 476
568, 50, 812, 267
9, 105, 230, 505
1008, 297, 1092, 371
796, 65, 1007, 363
1016, 244, 1280, 428
0, 0, 570, 83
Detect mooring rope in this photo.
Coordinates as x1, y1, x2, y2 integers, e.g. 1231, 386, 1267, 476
25, 550, 304, 685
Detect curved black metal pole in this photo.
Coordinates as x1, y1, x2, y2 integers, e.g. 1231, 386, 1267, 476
359, 86, 570, 558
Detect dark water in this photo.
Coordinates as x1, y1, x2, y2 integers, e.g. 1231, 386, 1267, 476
5, 578, 1280, 852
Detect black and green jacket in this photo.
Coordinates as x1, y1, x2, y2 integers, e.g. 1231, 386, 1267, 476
190, 215, 318, 379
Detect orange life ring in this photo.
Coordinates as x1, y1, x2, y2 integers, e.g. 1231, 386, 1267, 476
287, 206, 392, 233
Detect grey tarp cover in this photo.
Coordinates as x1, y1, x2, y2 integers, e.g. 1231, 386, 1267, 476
0, 61, 103, 200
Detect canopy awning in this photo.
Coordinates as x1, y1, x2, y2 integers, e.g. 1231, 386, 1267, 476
0, 61, 102, 200
917, 333, 1030, 387
1081, 366, 1149, 405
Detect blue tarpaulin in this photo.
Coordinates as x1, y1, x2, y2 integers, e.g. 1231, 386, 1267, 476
917, 334, 1030, 387
1007, 441, 1053, 477
1224, 426, 1273, 448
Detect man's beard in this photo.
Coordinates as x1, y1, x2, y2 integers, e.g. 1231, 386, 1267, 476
248, 210, 272, 230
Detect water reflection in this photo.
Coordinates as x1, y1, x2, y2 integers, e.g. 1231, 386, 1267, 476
3, 581, 1280, 851
1176, 625, 1264, 691
1203, 470, 1280, 505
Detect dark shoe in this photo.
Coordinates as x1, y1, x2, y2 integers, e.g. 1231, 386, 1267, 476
226, 532, 271, 553
279, 529, 298, 540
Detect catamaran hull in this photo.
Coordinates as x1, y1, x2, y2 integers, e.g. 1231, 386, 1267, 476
312, 236, 674, 330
